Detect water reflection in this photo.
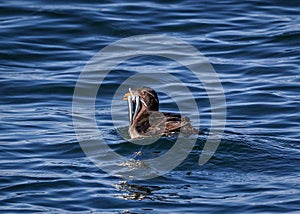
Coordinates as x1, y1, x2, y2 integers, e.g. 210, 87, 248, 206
115, 180, 162, 201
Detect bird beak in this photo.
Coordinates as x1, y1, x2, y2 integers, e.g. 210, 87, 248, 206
122, 92, 131, 100
123, 88, 140, 125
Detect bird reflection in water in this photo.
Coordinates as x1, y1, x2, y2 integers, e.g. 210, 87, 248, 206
115, 180, 161, 201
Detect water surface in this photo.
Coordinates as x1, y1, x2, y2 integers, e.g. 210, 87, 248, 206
1, 0, 300, 213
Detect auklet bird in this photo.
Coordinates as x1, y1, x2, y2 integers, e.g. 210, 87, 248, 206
123, 87, 198, 139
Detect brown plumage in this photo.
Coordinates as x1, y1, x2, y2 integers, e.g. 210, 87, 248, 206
123, 87, 198, 139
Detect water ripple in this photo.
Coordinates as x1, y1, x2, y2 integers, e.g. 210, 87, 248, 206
1, 0, 300, 212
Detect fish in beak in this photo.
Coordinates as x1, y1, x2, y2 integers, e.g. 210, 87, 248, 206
123, 88, 140, 125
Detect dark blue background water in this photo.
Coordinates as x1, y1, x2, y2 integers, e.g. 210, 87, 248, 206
1, 0, 300, 213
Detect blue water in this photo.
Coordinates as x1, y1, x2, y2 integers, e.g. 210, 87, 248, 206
1, 0, 300, 213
